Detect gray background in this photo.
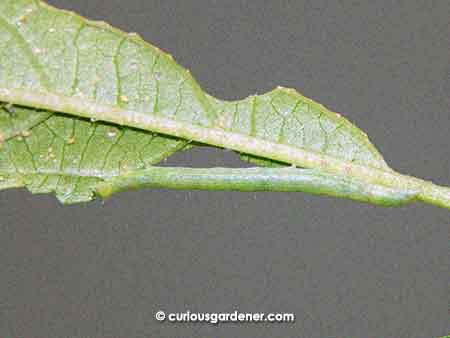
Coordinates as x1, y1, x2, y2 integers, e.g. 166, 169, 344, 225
0, 0, 449, 337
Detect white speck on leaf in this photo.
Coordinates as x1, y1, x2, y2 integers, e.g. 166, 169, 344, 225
0, 89, 10, 96
17, 16, 27, 25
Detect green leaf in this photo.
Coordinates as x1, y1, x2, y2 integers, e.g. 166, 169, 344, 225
0, 0, 385, 168
0, 0, 449, 209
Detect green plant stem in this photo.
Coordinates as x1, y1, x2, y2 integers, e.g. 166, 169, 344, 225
95, 166, 417, 207
1, 87, 449, 210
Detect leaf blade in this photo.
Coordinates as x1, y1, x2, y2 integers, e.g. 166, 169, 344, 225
0, 0, 387, 170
